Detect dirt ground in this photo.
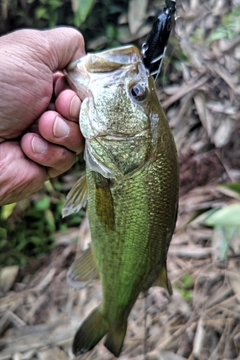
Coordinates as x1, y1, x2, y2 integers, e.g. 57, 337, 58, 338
1, 0, 240, 359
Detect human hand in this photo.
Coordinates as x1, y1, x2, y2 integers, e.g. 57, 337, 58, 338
0, 28, 85, 205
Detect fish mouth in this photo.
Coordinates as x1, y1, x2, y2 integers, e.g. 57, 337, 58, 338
67, 45, 143, 72
83, 45, 143, 73
63, 63, 90, 100
64, 45, 145, 100
97, 129, 149, 141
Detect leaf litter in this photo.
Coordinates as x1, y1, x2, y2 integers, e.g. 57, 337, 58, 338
1, 0, 240, 359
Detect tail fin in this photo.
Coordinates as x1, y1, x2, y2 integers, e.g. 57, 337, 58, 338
72, 306, 108, 356
104, 322, 127, 357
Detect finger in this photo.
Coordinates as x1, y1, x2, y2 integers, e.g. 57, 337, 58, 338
21, 133, 77, 178
42, 27, 86, 71
0, 141, 48, 205
54, 75, 69, 97
51, 74, 77, 113
29, 120, 40, 134
53, 72, 64, 87
38, 110, 83, 154
48, 103, 56, 111
55, 89, 81, 120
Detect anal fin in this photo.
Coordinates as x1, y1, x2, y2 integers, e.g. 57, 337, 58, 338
67, 246, 99, 289
153, 263, 172, 295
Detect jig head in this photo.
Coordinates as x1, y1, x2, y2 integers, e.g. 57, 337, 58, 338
142, 0, 176, 81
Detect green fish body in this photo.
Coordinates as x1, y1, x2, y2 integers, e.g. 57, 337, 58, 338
63, 45, 179, 357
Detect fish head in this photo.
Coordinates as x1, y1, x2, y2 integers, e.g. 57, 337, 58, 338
65, 45, 161, 179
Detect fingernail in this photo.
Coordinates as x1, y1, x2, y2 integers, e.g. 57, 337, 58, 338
32, 136, 47, 154
53, 116, 70, 138
70, 95, 81, 119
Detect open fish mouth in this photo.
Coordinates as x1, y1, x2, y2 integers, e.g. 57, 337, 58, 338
64, 45, 149, 101
96, 129, 149, 140
67, 45, 143, 72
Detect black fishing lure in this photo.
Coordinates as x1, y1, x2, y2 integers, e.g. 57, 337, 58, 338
142, 0, 176, 81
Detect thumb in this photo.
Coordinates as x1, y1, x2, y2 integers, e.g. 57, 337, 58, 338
41, 27, 86, 71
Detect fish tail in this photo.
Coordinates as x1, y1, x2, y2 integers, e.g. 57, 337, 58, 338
72, 306, 108, 356
104, 321, 127, 357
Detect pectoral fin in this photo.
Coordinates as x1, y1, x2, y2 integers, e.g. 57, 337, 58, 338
95, 177, 115, 231
85, 146, 115, 179
153, 263, 172, 295
67, 246, 99, 289
62, 175, 88, 217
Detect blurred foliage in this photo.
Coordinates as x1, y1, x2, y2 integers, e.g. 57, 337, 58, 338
0, 179, 85, 266
0, 0, 177, 51
190, 6, 240, 46
192, 182, 240, 261
203, 202, 240, 261
0, 0, 131, 50
71, 0, 96, 27
206, 5, 240, 45
219, 182, 240, 197
203, 203, 240, 228
174, 274, 194, 301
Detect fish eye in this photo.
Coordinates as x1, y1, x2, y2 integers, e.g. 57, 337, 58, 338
129, 83, 148, 102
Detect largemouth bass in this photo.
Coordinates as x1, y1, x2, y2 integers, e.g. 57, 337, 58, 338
63, 45, 179, 357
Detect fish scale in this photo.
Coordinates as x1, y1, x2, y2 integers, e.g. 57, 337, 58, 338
83, 113, 177, 344
63, 45, 179, 357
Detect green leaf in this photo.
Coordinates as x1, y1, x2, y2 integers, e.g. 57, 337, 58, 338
35, 6, 48, 20
219, 182, 240, 195
206, 27, 229, 44
60, 224, 68, 231
71, 0, 96, 25
106, 24, 116, 40
35, 196, 51, 211
190, 207, 219, 226
48, 11, 59, 27
203, 203, 240, 227
0, 228, 7, 239
181, 274, 193, 287
178, 288, 193, 301
206, 6, 240, 45
45, 209, 56, 232
212, 226, 229, 261
49, 0, 62, 8
1, 203, 16, 220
